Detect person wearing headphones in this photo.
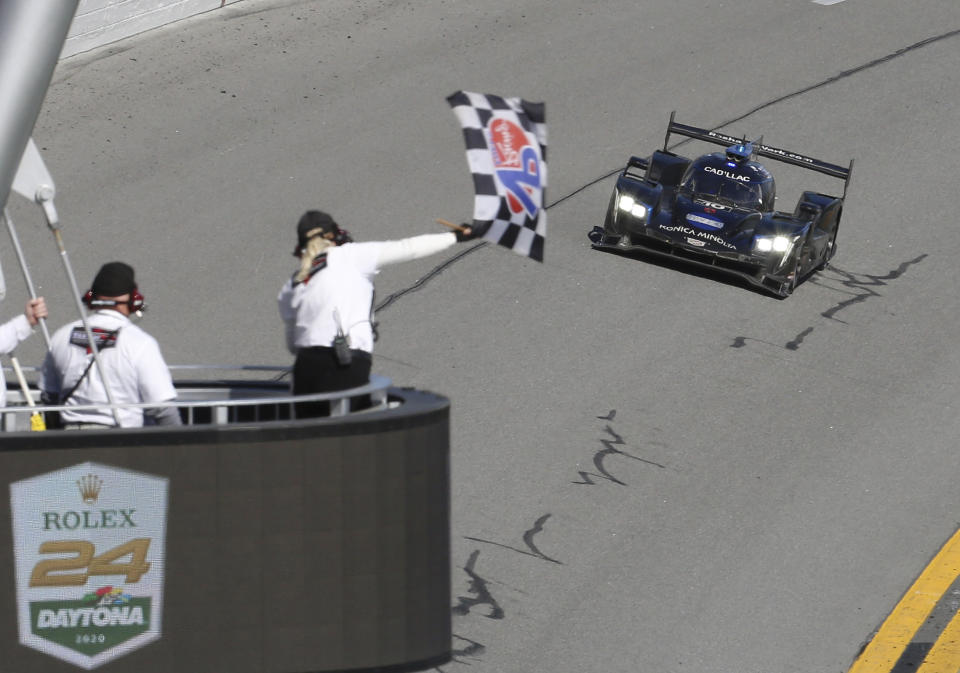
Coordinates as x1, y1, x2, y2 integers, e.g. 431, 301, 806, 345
0, 297, 48, 406
40, 261, 182, 428
278, 210, 486, 417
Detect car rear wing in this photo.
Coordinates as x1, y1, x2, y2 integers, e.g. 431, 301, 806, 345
663, 112, 854, 198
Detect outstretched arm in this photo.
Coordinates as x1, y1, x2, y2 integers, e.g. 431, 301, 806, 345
373, 232, 459, 267
0, 314, 31, 354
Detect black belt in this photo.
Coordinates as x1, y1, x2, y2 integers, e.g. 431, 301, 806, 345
299, 345, 371, 359
63, 422, 114, 430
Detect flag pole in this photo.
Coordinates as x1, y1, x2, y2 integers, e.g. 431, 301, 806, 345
436, 218, 468, 232
13, 143, 124, 427
35, 187, 124, 426
10, 352, 45, 431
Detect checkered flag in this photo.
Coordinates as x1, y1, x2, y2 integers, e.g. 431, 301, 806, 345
447, 91, 547, 262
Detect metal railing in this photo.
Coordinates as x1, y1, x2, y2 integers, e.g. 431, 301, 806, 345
0, 365, 393, 432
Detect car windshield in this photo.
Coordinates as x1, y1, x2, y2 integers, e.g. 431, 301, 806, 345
682, 170, 770, 210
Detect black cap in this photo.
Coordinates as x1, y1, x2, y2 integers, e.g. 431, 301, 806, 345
296, 211, 338, 251
91, 262, 136, 297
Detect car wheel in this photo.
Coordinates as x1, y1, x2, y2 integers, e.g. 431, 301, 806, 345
818, 226, 838, 270
780, 247, 803, 297
602, 192, 617, 233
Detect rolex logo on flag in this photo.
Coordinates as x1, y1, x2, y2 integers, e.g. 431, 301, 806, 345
447, 91, 547, 262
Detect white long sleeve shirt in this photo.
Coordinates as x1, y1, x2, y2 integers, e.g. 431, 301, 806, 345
0, 314, 33, 407
278, 232, 458, 354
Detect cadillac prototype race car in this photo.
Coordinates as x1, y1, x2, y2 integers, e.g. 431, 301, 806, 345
588, 114, 853, 297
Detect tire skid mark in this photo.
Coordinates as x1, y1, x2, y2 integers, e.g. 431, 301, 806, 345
573, 423, 666, 486
434, 634, 486, 669
452, 550, 505, 620
464, 513, 562, 565
450, 410, 665, 666
732, 254, 927, 351
731, 335, 781, 349
818, 255, 927, 324
785, 326, 815, 351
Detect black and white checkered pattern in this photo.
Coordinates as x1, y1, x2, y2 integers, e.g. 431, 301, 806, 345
447, 91, 547, 262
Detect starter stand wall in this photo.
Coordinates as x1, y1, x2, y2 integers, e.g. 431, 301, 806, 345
0, 389, 451, 673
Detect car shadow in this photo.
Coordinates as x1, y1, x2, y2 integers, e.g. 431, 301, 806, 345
591, 245, 787, 299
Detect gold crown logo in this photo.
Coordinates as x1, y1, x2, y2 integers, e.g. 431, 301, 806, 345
77, 474, 103, 505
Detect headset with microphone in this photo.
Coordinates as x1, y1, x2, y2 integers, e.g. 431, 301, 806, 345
331, 226, 353, 246
83, 288, 146, 316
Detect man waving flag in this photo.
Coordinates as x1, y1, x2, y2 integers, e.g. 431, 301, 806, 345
447, 91, 547, 262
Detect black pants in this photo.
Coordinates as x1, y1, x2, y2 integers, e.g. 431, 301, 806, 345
292, 346, 372, 418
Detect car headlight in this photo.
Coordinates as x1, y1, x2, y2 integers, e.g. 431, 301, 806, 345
754, 235, 794, 254
617, 194, 648, 220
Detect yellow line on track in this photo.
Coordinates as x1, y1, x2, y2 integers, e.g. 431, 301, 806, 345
848, 527, 960, 673
917, 606, 960, 673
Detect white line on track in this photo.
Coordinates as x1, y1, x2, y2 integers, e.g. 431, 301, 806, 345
813, 0, 846, 5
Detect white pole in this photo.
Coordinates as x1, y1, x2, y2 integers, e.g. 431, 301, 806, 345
0, 0, 79, 211
0, 1, 124, 426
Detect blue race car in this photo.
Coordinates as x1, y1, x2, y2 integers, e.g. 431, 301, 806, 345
589, 114, 853, 297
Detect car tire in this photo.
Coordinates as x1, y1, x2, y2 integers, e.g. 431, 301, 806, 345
817, 225, 838, 271
602, 192, 617, 233
779, 247, 804, 298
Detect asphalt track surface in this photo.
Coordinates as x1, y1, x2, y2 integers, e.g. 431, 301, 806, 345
4, 1, 960, 672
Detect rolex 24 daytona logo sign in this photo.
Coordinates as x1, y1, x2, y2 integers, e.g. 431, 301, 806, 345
10, 463, 169, 669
